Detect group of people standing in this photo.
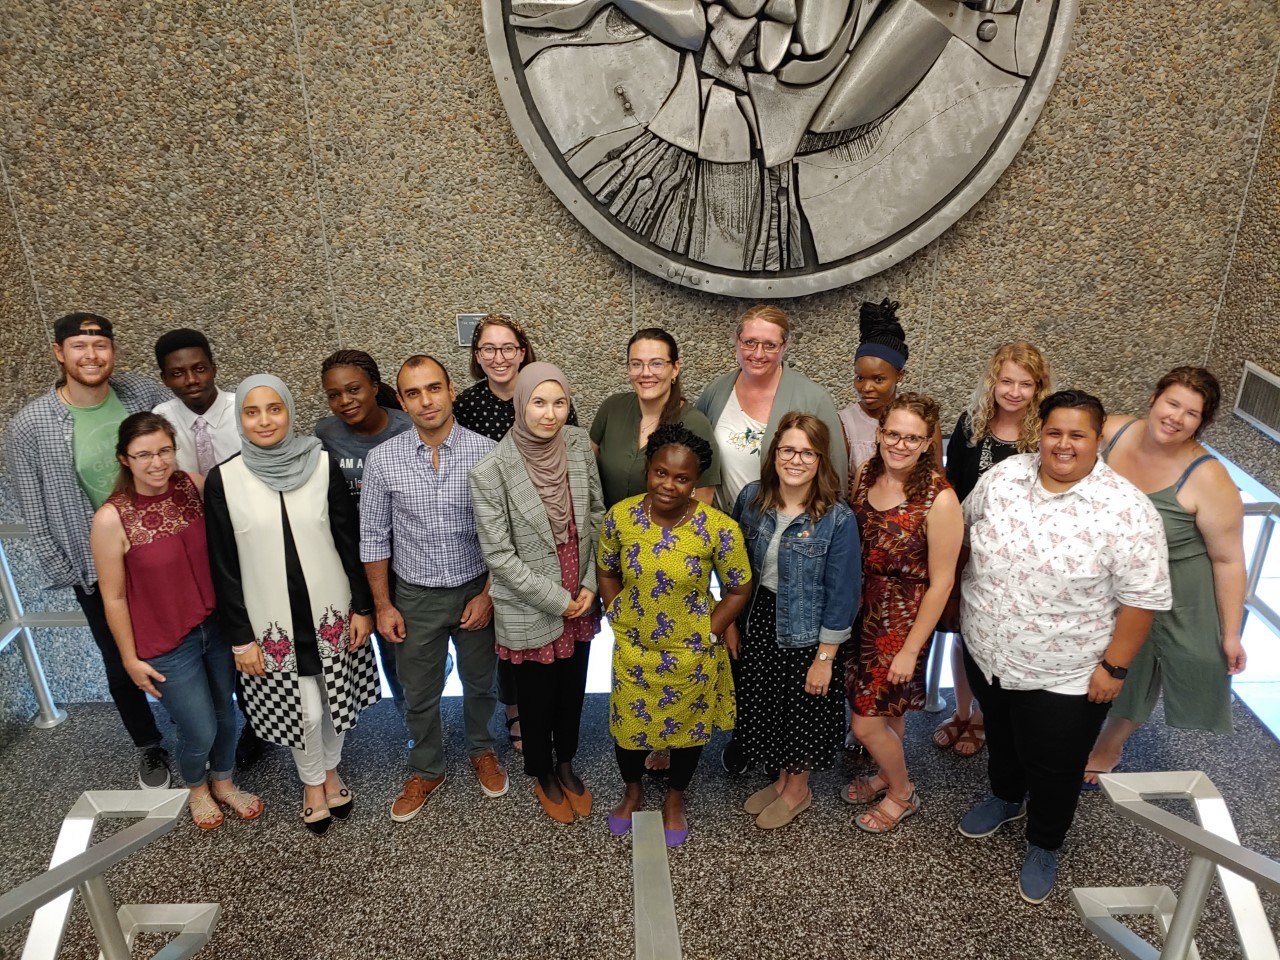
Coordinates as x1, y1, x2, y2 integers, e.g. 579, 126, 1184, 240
6, 302, 1247, 904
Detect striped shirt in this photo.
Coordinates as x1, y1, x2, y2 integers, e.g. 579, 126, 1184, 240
359, 420, 495, 588
6, 373, 172, 590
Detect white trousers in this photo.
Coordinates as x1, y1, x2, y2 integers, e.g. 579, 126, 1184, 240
291, 675, 345, 786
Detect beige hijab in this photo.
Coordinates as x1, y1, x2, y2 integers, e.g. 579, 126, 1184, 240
511, 362, 573, 544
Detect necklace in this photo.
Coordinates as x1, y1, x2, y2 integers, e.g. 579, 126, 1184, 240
643, 495, 694, 530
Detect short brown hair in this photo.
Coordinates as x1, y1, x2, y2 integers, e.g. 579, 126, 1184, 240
1151, 366, 1220, 438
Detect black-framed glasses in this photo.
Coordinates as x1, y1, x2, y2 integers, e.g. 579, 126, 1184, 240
737, 335, 784, 355
476, 344, 521, 360
777, 446, 818, 465
126, 447, 176, 464
880, 429, 927, 450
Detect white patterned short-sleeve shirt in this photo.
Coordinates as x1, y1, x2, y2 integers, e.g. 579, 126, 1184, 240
960, 454, 1171, 695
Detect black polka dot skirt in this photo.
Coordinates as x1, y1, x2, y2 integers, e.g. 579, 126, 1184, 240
736, 587, 846, 774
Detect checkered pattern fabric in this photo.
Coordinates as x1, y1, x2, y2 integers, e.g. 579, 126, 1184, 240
325, 642, 381, 735
242, 670, 306, 750
6, 374, 171, 589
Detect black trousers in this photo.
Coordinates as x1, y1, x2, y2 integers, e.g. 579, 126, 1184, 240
512, 641, 591, 778
615, 744, 704, 792
497, 657, 518, 707
963, 648, 1110, 851
74, 585, 162, 749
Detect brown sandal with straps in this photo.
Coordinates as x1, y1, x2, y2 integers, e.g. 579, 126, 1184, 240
953, 719, 986, 757
932, 712, 970, 749
855, 790, 920, 834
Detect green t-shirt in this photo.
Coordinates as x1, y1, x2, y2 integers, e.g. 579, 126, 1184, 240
589, 392, 721, 508
66, 388, 129, 509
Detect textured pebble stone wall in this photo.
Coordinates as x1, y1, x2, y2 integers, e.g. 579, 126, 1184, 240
1206, 88, 1280, 495
0, 1, 1278, 715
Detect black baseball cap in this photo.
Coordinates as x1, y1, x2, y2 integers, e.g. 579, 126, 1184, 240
54, 312, 114, 344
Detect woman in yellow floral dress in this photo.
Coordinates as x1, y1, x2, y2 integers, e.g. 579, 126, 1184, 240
597, 423, 751, 846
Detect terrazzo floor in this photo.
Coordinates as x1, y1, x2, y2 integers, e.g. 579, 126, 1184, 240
1, 692, 1278, 960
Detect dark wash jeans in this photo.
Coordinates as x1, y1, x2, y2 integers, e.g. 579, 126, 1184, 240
74, 584, 162, 749
963, 647, 1110, 851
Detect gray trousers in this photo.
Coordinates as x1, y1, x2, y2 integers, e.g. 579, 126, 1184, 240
395, 572, 498, 780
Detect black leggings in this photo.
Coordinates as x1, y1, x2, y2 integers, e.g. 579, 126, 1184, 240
615, 744, 703, 792
512, 641, 591, 779
74, 585, 162, 749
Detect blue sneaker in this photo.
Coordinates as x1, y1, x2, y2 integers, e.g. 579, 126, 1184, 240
958, 796, 1026, 838
1019, 844, 1059, 903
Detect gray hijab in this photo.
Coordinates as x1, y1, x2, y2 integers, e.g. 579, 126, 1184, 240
235, 374, 323, 492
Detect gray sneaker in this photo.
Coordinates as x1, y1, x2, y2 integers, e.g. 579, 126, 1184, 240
958, 795, 1025, 838
1019, 843, 1059, 903
137, 746, 171, 789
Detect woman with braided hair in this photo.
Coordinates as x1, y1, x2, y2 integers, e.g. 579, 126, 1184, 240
597, 422, 752, 846
838, 298, 941, 480
316, 350, 414, 716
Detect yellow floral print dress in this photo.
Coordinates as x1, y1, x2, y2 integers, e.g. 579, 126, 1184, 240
597, 496, 751, 751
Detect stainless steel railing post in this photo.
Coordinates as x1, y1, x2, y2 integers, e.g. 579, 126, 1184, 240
78, 875, 131, 960
0, 530, 68, 728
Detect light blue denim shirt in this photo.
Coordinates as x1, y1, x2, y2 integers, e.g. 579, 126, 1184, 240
732, 482, 861, 648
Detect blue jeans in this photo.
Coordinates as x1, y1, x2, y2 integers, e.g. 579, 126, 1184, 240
148, 617, 238, 786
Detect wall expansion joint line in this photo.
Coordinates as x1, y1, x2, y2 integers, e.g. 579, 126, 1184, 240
287, 0, 343, 346
0, 151, 49, 339
1205, 45, 1280, 367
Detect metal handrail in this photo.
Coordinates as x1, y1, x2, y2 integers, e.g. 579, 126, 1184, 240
0, 523, 73, 728
1073, 771, 1280, 960
0, 790, 220, 960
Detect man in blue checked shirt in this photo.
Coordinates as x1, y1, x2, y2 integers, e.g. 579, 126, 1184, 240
361, 354, 510, 821
6, 312, 173, 788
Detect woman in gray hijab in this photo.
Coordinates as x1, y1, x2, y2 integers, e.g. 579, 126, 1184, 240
469, 362, 605, 825
204, 374, 379, 835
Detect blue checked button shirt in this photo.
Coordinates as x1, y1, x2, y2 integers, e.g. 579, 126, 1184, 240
359, 422, 496, 588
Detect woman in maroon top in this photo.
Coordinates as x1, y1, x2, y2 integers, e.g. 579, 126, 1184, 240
91, 413, 262, 829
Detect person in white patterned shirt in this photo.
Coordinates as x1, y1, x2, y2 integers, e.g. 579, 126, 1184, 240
955, 389, 1171, 905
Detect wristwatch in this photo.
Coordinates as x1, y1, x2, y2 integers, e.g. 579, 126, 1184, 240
709, 631, 721, 646
816, 651, 835, 662
1100, 659, 1128, 680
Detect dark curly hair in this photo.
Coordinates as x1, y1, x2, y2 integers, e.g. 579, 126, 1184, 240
644, 422, 714, 475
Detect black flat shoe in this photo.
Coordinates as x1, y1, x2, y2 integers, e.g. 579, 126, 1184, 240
327, 789, 354, 821
302, 807, 332, 836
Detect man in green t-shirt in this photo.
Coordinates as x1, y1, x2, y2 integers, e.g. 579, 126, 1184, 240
5, 312, 173, 787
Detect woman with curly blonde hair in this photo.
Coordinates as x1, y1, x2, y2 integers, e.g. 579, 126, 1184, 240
843, 393, 962, 833
933, 342, 1051, 758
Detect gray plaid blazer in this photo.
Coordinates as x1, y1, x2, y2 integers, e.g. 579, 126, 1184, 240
468, 426, 604, 651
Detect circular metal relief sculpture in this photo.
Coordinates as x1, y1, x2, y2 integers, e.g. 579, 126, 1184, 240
483, 0, 1077, 297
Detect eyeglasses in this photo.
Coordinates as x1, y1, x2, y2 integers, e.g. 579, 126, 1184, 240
880, 429, 927, 450
126, 446, 176, 464
476, 344, 521, 360
777, 446, 818, 465
737, 335, 785, 355
627, 359, 672, 374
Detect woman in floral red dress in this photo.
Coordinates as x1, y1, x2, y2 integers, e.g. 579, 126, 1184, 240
843, 394, 962, 833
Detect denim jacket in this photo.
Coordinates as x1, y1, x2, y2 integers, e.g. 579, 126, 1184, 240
732, 482, 861, 649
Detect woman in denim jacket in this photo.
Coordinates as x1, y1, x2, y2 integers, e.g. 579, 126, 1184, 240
728, 412, 861, 829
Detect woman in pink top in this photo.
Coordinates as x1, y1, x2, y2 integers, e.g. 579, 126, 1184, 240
90, 412, 262, 829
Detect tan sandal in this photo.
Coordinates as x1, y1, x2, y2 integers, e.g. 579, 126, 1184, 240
932, 712, 970, 749
953, 719, 986, 757
212, 785, 264, 821
855, 790, 920, 834
189, 791, 224, 831
840, 773, 888, 806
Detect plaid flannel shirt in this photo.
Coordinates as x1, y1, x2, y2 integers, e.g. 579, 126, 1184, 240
6, 373, 171, 590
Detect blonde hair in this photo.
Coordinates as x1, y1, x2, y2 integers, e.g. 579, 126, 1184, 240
736, 304, 791, 341
963, 342, 1052, 453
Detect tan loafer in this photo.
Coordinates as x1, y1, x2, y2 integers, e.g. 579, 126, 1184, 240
743, 783, 780, 816
756, 791, 812, 829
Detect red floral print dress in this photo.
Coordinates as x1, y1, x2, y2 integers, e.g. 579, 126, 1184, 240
847, 471, 950, 717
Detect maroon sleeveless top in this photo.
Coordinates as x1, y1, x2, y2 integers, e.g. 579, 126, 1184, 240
107, 472, 216, 659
